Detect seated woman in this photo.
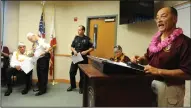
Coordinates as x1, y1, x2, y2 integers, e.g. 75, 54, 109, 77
1, 43, 10, 86
110, 45, 130, 63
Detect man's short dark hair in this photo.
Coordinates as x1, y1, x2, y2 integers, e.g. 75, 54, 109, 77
169, 6, 178, 17
79, 25, 85, 31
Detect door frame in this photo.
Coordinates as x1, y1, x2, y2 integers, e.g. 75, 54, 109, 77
86, 14, 118, 46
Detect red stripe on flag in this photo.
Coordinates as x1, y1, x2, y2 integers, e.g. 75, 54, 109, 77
42, 34, 45, 38
50, 38, 56, 47
49, 50, 54, 76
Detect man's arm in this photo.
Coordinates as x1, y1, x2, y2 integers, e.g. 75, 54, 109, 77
81, 48, 93, 55
158, 69, 191, 80
71, 47, 77, 56
10, 52, 18, 68
71, 47, 76, 53
83, 48, 93, 54
41, 42, 52, 56
131, 55, 148, 65
144, 65, 191, 80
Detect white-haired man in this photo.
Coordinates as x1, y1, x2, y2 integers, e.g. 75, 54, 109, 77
27, 32, 51, 96
4, 42, 33, 96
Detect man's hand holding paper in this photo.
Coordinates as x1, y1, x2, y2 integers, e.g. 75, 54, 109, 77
20, 57, 35, 74
72, 52, 84, 64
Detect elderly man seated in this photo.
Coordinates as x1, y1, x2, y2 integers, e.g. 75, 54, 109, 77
110, 45, 130, 63
4, 42, 33, 96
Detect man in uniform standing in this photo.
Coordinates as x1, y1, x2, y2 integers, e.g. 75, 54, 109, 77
27, 32, 51, 96
67, 25, 94, 94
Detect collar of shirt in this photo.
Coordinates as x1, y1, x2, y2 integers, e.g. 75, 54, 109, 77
35, 41, 39, 45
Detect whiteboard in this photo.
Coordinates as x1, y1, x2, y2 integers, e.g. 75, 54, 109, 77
176, 3, 191, 38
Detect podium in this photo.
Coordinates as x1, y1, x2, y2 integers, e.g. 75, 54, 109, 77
78, 56, 156, 107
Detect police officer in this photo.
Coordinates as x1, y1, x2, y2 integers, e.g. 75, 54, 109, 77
67, 25, 94, 94
27, 32, 51, 96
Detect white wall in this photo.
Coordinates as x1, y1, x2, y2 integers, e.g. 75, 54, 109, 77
176, 3, 190, 37
3, 1, 19, 52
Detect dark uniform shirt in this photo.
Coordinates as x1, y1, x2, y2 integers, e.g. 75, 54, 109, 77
71, 35, 93, 55
145, 34, 191, 84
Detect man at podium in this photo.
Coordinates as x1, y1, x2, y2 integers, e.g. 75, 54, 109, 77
131, 7, 191, 107
110, 45, 130, 63
67, 25, 93, 94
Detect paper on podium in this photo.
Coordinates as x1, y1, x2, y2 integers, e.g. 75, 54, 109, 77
72, 53, 84, 64
112, 62, 131, 67
20, 57, 34, 74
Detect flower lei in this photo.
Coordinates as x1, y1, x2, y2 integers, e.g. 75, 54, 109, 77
148, 28, 183, 53
16, 50, 27, 62
114, 54, 125, 62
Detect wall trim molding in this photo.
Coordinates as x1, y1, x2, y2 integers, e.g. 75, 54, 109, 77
55, 54, 71, 57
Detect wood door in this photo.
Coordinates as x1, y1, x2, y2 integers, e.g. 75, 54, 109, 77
89, 18, 116, 59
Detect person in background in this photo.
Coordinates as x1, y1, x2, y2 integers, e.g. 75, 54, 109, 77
4, 42, 33, 96
67, 25, 94, 94
27, 32, 51, 96
131, 7, 191, 107
110, 45, 130, 63
1, 42, 10, 86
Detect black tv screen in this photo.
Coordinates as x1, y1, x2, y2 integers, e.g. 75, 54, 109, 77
120, 0, 154, 24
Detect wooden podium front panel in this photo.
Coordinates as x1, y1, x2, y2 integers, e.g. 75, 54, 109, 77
79, 64, 156, 107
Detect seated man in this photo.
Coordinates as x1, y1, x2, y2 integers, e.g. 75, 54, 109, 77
1, 43, 10, 86
110, 45, 130, 63
4, 42, 33, 96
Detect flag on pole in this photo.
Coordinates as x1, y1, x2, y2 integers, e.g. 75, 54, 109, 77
49, 13, 57, 76
38, 4, 45, 38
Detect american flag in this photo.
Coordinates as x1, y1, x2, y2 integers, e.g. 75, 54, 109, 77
38, 12, 45, 38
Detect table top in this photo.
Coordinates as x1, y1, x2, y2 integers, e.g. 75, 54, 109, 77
78, 64, 106, 78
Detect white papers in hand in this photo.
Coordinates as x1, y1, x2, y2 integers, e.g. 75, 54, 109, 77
1, 62, 3, 68
33, 49, 41, 62
20, 57, 34, 74
72, 53, 84, 64
34, 49, 41, 58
